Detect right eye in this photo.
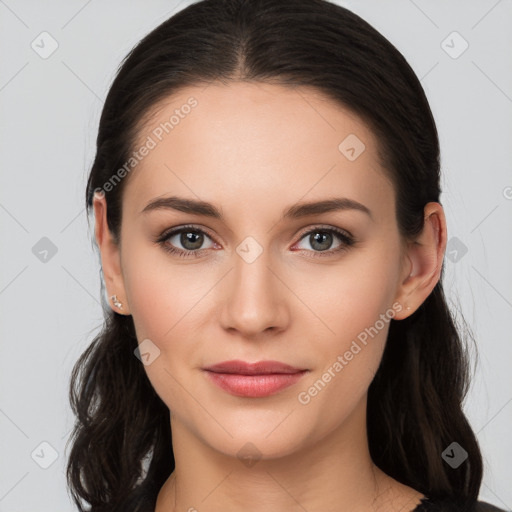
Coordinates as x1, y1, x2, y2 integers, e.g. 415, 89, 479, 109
156, 225, 217, 258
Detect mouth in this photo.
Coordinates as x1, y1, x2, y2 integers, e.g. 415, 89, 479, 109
202, 360, 309, 398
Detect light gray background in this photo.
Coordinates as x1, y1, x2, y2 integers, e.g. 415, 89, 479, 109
1, 0, 511, 510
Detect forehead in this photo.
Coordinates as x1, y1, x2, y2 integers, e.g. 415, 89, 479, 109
123, 81, 394, 223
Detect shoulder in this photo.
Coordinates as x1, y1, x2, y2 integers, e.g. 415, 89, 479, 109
413, 496, 508, 512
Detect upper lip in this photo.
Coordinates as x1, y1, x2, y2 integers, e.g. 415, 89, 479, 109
203, 360, 306, 375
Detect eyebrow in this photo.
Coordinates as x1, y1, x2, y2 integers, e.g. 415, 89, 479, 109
141, 195, 373, 221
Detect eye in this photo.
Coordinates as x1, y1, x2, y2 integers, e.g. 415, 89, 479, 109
292, 226, 355, 258
156, 225, 217, 259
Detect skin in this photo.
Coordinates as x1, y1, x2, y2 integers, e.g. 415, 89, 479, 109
93, 81, 447, 512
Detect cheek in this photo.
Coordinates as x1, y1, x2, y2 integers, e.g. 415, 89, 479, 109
295, 288, 393, 434
294, 252, 398, 345
121, 239, 205, 341
121, 249, 206, 414
293, 252, 399, 403
120, 241, 212, 372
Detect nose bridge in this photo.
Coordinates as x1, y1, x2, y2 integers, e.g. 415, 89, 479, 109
220, 237, 287, 335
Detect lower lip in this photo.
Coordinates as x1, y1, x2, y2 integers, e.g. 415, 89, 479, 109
204, 370, 308, 398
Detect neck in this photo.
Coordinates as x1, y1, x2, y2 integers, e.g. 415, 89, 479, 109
155, 397, 424, 512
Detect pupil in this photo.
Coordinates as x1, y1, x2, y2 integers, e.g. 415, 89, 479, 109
182, 231, 203, 250
311, 232, 332, 251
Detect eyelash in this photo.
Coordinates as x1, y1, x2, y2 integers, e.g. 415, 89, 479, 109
155, 224, 356, 259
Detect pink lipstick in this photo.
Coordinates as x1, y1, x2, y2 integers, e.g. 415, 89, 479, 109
203, 360, 308, 398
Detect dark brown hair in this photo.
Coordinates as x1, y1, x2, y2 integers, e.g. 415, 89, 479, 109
66, 1, 482, 510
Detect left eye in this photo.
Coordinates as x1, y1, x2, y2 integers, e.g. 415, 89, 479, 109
293, 227, 355, 255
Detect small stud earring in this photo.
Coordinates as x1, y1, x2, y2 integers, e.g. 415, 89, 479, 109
405, 305, 411, 311
110, 294, 123, 310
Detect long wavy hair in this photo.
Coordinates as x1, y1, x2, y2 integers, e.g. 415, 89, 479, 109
66, 0, 483, 510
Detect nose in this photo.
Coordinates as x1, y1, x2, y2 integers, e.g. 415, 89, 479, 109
218, 247, 290, 338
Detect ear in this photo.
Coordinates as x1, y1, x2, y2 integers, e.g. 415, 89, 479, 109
393, 202, 447, 320
92, 191, 131, 315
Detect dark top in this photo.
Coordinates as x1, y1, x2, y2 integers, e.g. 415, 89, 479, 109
413, 496, 507, 511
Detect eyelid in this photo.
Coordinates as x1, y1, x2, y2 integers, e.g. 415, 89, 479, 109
294, 224, 354, 241
158, 223, 217, 240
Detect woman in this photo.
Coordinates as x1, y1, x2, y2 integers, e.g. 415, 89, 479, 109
65, 1, 506, 510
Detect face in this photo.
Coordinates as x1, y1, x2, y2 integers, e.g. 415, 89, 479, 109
96, 81, 414, 462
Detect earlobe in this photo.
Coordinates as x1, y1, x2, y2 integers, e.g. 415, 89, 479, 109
110, 294, 125, 311
92, 192, 130, 315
